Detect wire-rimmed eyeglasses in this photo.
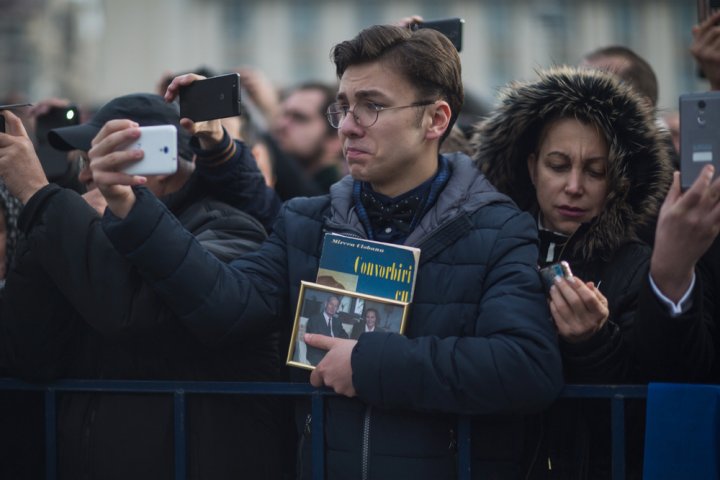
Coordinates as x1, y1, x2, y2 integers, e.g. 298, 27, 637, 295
325, 100, 435, 129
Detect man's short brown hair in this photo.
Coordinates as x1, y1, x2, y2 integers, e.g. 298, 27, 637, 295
331, 25, 463, 143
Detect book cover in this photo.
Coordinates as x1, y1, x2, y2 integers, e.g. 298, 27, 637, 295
316, 233, 421, 303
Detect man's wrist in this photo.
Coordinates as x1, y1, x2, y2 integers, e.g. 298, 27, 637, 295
17, 180, 49, 205
104, 189, 137, 219
196, 128, 225, 150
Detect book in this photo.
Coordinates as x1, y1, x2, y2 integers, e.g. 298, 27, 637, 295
286, 281, 410, 370
315, 233, 421, 303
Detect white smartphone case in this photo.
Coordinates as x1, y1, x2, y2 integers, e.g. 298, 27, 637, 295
122, 124, 178, 176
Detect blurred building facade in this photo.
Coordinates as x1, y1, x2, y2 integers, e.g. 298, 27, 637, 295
0, 0, 702, 113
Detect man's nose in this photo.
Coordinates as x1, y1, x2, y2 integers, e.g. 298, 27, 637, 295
338, 111, 363, 136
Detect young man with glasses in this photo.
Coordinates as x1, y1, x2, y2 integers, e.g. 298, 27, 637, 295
84, 25, 563, 479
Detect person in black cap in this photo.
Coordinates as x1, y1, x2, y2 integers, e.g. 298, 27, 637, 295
47, 92, 279, 230
0, 94, 286, 479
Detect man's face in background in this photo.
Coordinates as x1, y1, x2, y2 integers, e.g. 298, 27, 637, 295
273, 88, 329, 167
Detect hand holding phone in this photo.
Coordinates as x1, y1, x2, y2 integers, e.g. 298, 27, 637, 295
539, 261, 573, 294
548, 271, 609, 344
0, 103, 33, 133
179, 73, 241, 122
121, 125, 178, 176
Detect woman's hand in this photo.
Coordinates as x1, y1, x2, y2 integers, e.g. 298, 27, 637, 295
549, 275, 609, 343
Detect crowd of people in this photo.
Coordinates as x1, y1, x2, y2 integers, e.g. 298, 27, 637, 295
0, 10, 719, 480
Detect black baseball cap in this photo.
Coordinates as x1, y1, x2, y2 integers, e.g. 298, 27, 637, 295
48, 93, 192, 160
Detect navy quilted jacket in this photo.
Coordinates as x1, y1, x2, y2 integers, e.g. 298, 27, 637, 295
103, 153, 564, 480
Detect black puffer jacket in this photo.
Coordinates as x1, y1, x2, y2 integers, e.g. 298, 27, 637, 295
473, 66, 712, 479
99, 153, 564, 480
0, 176, 283, 480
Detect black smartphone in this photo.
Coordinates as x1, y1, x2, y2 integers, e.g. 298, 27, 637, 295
0, 103, 33, 133
411, 18, 464, 52
36, 105, 80, 178
179, 73, 241, 122
679, 91, 720, 190
539, 261, 573, 294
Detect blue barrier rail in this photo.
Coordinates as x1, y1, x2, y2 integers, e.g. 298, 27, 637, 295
0, 379, 647, 480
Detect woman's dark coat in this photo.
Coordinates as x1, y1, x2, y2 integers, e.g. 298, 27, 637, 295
473, 66, 714, 479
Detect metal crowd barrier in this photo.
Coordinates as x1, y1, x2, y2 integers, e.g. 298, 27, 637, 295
0, 379, 647, 480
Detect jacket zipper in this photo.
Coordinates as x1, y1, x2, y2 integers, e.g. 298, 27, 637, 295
361, 405, 372, 480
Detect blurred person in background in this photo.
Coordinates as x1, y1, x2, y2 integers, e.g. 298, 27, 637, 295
271, 82, 343, 191
238, 67, 345, 199
581, 45, 659, 109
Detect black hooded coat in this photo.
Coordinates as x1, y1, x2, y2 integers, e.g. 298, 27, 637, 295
473, 66, 713, 479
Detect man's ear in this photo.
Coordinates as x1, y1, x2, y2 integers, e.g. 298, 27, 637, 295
425, 101, 451, 141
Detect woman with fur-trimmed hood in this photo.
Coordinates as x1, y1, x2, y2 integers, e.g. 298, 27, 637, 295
472, 66, 697, 478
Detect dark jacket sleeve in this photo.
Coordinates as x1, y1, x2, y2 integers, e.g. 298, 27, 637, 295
630, 237, 717, 383
350, 209, 564, 416
557, 244, 648, 383
102, 187, 290, 346
191, 130, 281, 233
0, 228, 82, 381
632, 274, 712, 382
8, 185, 178, 342
558, 242, 713, 384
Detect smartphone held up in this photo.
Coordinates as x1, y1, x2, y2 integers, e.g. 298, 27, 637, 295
411, 17, 464, 52
121, 125, 178, 176
179, 73, 241, 122
679, 91, 720, 190
0, 103, 33, 134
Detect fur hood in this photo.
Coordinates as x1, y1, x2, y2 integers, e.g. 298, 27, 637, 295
472, 66, 673, 261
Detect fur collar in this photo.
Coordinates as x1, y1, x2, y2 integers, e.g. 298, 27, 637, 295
472, 66, 673, 261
